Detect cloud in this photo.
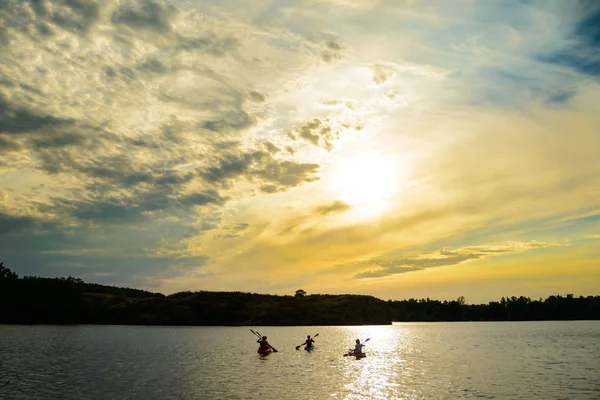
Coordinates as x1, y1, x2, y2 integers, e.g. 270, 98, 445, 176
0, 212, 36, 236
201, 150, 319, 192
0, 0, 333, 285
0, 95, 74, 135
1, 0, 598, 300
295, 119, 338, 151
372, 64, 394, 84
321, 39, 345, 62
264, 141, 280, 154
111, 0, 177, 33
354, 241, 563, 279
536, 4, 600, 77
314, 200, 351, 216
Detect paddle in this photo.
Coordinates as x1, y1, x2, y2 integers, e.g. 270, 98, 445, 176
251, 329, 278, 352
343, 338, 370, 356
295, 333, 319, 350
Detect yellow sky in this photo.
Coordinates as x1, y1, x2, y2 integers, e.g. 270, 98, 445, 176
0, 0, 599, 302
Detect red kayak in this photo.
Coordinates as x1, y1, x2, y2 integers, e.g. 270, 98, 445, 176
258, 347, 273, 355
345, 349, 367, 359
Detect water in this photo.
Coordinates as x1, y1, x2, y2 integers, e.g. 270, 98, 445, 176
1, 321, 598, 399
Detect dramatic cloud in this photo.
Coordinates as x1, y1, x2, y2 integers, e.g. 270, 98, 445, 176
0, 0, 598, 301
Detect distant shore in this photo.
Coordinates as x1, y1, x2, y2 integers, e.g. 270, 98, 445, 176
1, 263, 599, 325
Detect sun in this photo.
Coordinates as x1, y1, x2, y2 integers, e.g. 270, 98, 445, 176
331, 153, 399, 209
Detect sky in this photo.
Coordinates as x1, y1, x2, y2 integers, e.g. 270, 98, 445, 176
0, 0, 599, 303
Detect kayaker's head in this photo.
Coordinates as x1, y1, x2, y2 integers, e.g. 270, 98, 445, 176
307, 335, 311, 339
356, 339, 360, 344
262, 336, 267, 340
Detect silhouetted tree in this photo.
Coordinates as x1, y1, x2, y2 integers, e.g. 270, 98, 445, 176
1, 261, 599, 325
0, 262, 18, 280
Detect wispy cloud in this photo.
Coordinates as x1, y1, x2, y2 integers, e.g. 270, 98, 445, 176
314, 200, 351, 216
354, 242, 564, 279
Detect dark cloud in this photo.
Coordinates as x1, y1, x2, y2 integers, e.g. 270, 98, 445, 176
177, 33, 240, 56
111, 0, 176, 33
0, 135, 21, 151
0, 0, 329, 288
30, 132, 87, 149
249, 90, 266, 102
314, 200, 351, 216
264, 141, 280, 153
67, 197, 142, 223
179, 190, 226, 206
260, 184, 278, 193
296, 119, 338, 151
137, 57, 168, 74
0, 96, 73, 135
201, 109, 255, 133
29, 0, 49, 17
202, 150, 320, 192
0, 213, 36, 236
45, 187, 226, 225
252, 159, 319, 189
49, 0, 100, 34
0, 0, 100, 37
0, 26, 9, 45
201, 152, 261, 185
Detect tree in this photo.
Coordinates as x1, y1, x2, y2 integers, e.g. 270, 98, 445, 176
0, 262, 18, 280
456, 296, 465, 305
295, 289, 306, 298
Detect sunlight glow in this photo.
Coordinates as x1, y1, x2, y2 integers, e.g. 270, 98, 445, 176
332, 153, 399, 210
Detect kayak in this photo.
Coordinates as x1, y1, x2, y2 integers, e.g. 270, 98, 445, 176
345, 349, 366, 359
258, 347, 273, 355
304, 346, 315, 351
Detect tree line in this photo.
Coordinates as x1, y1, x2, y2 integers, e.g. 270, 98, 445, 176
1, 262, 599, 325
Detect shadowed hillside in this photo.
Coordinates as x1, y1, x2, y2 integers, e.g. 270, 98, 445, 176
1, 262, 599, 325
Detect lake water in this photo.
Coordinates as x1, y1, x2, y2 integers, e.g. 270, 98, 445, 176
1, 321, 598, 399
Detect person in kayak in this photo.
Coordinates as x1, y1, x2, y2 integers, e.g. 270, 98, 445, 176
354, 339, 365, 353
302, 335, 315, 348
257, 336, 272, 351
